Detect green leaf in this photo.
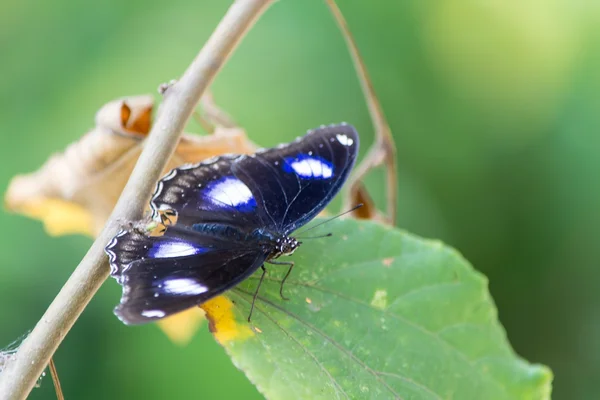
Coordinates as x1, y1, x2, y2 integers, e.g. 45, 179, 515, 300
212, 219, 552, 399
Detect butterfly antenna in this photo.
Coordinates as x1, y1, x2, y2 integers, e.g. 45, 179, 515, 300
296, 204, 363, 236
296, 232, 333, 240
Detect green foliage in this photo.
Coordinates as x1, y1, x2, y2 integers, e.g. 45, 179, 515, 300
222, 219, 551, 399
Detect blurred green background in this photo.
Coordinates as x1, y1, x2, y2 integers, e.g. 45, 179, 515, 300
1, 0, 599, 398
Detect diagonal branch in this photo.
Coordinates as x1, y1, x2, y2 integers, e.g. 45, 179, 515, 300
0, 1, 274, 398
326, 0, 398, 224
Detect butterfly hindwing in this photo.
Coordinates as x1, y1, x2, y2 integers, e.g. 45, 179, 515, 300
106, 225, 267, 324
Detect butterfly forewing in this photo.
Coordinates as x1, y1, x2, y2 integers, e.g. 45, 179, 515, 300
233, 124, 359, 233
150, 155, 264, 228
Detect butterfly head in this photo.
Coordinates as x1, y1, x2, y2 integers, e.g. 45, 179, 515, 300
273, 236, 301, 258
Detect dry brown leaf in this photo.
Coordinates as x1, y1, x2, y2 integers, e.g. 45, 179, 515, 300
4, 95, 257, 344
5, 95, 258, 237
156, 308, 207, 346
349, 182, 387, 223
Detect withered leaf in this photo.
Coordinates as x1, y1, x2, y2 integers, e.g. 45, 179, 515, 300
156, 307, 207, 346
349, 182, 387, 223
5, 95, 258, 237
5, 94, 258, 344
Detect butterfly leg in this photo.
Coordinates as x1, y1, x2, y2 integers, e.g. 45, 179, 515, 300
267, 260, 295, 301
248, 265, 267, 322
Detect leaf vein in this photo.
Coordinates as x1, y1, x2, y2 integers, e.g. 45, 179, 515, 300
375, 371, 443, 400
230, 291, 350, 400
234, 288, 405, 400
258, 280, 511, 397
386, 281, 464, 309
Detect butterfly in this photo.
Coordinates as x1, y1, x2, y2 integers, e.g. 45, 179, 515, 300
105, 123, 359, 325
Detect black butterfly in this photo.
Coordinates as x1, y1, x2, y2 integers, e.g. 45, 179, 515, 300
105, 123, 359, 325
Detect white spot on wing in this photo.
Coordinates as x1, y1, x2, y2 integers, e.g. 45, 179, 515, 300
289, 157, 333, 179
141, 310, 166, 318
206, 177, 254, 207
336, 134, 354, 146
163, 278, 208, 295
150, 241, 202, 258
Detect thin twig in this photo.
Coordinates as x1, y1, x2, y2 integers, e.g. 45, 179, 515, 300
0, 1, 274, 398
48, 358, 64, 400
200, 91, 238, 129
192, 91, 238, 133
326, 0, 398, 224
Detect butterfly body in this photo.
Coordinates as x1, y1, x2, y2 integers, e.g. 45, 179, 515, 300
106, 124, 358, 325
190, 222, 298, 254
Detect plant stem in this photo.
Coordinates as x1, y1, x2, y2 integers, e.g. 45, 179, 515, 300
0, 1, 273, 398
326, 0, 398, 224
48, 358, 64, 400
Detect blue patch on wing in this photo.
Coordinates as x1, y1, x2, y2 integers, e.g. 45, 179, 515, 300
201, 176, 257, 212
283, 154, 334, 180
148, 239, 208, 258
